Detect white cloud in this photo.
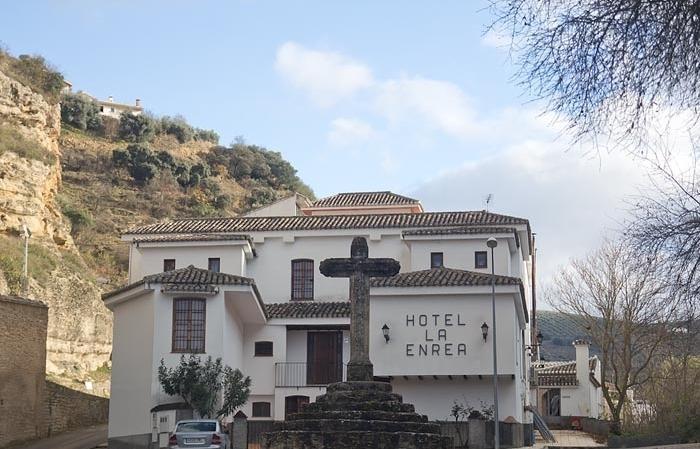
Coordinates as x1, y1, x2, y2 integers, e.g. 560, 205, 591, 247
328, 117, 375, 146
375, 77, 481, 139
275, 42, 374, 107
412, 134, 646, 302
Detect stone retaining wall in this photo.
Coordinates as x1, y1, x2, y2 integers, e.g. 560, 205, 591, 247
0, 296, 49, 448
45, 381, 109, 435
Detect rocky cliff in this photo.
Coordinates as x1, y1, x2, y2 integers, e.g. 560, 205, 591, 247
0, 69, 112, 379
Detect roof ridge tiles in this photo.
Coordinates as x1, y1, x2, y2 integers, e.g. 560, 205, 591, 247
125, 210, 529, 235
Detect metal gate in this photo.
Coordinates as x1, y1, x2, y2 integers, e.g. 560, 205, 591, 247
247, 420, 275, 449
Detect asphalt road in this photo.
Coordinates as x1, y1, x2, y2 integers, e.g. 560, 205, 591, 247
14, 424, 107, 449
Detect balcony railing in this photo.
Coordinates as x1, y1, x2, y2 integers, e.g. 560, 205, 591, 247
275, 362, 346, 387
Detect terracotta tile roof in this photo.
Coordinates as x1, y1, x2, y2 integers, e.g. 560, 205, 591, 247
311, 191, 419, 208
132, 234, 252, 244
266, 301, 351, 319
402, 226, 522, 247
102, 265, 255, 300
402, 226, 517, 237
534, 358, 598, 387
370, 267, 522, 288
125, 210, 528, 235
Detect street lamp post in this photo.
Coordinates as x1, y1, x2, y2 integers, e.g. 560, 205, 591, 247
487, 236, 499, 449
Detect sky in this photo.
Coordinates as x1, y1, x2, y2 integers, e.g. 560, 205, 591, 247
1, 0, 649, 300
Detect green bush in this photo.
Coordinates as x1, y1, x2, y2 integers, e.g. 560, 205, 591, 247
112, 144, 212, 187
60, 93, 103, 132
0, 124, 56, 165
118, 113, 156, 142
160, 116, 194, 144
58, 195, 94, 232
194, 128, 219, 144
0, 50, 65, 103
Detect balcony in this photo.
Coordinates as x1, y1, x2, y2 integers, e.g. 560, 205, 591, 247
275, 362, 346, 387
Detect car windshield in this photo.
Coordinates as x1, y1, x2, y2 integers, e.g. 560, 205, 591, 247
176, 422, 217, 432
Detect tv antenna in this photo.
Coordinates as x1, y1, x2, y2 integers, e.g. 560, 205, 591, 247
485, 194, 494, 212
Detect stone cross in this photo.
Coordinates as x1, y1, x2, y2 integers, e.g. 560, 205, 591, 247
320, 237, 400, 382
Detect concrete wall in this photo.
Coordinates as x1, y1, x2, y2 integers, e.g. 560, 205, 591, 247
0, 296, 48, 447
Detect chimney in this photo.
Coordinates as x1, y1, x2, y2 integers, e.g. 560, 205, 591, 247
108, 95, 114, 103
135, 98, 141, 108
573, 339, 590, 386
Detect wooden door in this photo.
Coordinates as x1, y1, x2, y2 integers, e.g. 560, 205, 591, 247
306, 331, 342, 385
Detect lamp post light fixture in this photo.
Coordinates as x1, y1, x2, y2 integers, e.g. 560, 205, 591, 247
382, 324, 390, 343
481, 322, 489, 341
526, 331, 544, 358
486, 236, 500, 449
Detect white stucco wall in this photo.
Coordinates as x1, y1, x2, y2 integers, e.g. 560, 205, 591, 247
108, 293, 155, 438
407, 239, 513, 275
130, 243, 248, 282
370, 293, 522, 376
246, 234, 411, 301
244, 196, 300, 217
242, 324, 288, 395
391, 377, 521, 422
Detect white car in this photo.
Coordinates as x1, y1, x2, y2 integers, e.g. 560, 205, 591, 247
168, 419, 229, 448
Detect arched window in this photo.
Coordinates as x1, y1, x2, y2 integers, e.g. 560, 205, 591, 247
291, 259, 314, 301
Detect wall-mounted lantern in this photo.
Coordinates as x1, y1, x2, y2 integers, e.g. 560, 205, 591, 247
382, 324, 390, 343
481, 322, 489, 341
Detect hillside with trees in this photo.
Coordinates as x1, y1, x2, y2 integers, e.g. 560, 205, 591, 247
0, 47, 313, 392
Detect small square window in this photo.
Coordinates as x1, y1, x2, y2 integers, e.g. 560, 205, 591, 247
208, 258, 221, 273
164, 259, 176, 272
252, 402, 271, 418
475, 251, 488, 269
255, 341, 273, 357
430, 252, 444, 268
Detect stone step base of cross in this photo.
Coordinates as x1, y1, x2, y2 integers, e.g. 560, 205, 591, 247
261, 381, 452, 449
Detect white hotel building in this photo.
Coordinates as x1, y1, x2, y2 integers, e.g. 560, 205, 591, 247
104, 192, 536, 449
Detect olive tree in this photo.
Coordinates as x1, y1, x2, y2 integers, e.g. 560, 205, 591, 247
158, 355, 251, 419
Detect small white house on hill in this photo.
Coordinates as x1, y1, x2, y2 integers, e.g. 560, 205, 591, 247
104, 191, 537, 449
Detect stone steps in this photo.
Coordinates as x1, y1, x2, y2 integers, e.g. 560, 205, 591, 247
290, 410, 428, 423
262, 381, 452, 449
280, 418, 441, 434
263, 430, 452, 449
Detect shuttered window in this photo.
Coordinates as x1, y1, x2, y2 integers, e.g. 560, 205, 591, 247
172, 298, 206, 353
252, 402, 271, 418
291, 259, 314, 301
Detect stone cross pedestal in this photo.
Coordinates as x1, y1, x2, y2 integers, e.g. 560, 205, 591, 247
261, 238, 452, 449
319, 237, 400, 381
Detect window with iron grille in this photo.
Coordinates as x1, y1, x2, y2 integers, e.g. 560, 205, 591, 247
163, 259, 176, 272
475, 251, 488, 269
291, 259, 314, 300
255, 341, 273, 357
430, 252, 444, 268
172, 298, 206, 353
252, 402, 271, 418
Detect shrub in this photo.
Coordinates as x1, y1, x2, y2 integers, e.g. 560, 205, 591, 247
60, 93, 103, 132
0, 50, 65, 103
0, 124, 56, 165
246, 186, 277, 209
58, 195, 94, 232
160, 116, 193, 144
118, 113, 156, 142
194, 128, 219, 144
